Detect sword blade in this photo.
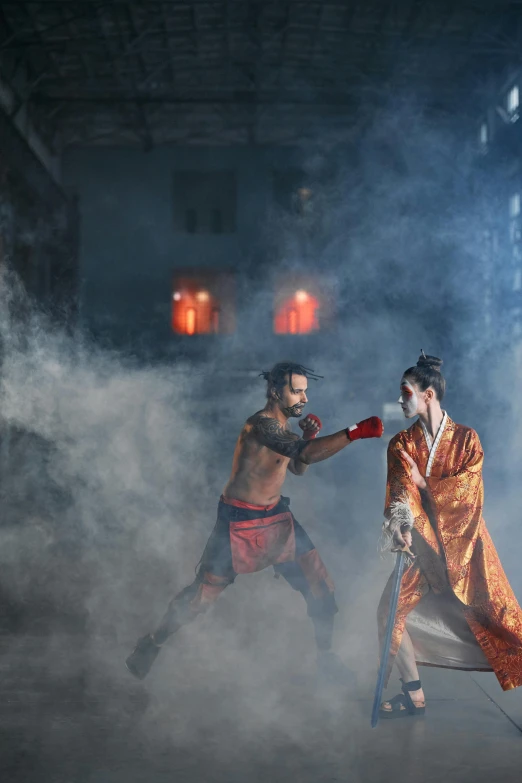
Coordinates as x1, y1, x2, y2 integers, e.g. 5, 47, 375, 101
370, 550, 406, 728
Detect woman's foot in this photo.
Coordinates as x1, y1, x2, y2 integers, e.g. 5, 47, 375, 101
380, 687, 425, 714
379, 679, 426, 718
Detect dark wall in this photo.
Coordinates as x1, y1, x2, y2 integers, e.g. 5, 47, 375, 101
0, 108, 79, 323
63, 145, 306, 353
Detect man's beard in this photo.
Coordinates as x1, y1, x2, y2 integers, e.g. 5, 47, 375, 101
284, 403, 304, 418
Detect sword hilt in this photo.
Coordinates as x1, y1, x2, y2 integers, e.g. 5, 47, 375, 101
390, 543, 415, 558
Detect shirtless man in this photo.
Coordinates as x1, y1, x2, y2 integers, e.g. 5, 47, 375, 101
126, 361, 383, 680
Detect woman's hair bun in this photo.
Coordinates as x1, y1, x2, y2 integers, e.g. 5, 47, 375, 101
416, 352, 443, 372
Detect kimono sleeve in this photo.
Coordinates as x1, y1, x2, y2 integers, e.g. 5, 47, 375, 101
383, 435, 426, 535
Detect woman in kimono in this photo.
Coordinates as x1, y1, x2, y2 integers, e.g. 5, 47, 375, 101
378, 352, 522, 719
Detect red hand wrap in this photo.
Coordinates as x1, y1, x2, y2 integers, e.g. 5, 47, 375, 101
300, 413, 322, 440
346, 416, 384, 441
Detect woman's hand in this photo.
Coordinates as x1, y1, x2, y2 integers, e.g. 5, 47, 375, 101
401, 450, 427, 490
392, 527, 413, 549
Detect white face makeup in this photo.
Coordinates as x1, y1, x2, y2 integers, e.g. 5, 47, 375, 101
398, 378, 418, 419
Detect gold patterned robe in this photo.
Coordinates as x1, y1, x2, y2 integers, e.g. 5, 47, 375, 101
378, 414, 522, 691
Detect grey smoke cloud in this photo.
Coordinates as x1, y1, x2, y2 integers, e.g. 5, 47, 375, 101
0, 97, 521, 779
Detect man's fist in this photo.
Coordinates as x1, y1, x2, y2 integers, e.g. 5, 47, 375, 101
346, 416, 384, 441
299, 414, 322, 440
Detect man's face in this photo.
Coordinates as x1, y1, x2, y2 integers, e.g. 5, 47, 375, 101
398, 377, 419, 419
277, 373, 308, 417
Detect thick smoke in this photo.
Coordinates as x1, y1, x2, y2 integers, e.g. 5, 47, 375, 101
1, 98, 521, 779
0, 270, 377, 773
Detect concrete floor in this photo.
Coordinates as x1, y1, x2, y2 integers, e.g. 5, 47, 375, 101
1, 635, 521, 783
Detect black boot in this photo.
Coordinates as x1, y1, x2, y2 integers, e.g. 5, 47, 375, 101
125, 634, 161, 680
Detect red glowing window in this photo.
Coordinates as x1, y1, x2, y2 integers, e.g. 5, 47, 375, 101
287, 308, 298, 334
172, 270, 235, 335
211, 307, 220, 333
185, 307, 196, 335
274, 277, 334, 335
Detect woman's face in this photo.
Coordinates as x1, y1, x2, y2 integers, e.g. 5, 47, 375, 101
398, 377, 418, 418
398, 377, 421, 418
398, 376, 434, 418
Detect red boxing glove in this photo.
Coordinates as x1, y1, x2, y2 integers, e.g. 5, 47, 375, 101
346, 416, 384, 441
299, 413, 322, 440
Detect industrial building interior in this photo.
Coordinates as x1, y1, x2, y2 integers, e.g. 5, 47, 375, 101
1, 2, 522, 781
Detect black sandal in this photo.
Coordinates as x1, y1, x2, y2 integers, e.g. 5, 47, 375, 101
379, 679, 426, 720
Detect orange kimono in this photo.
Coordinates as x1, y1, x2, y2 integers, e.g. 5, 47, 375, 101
378, 414, 522, 691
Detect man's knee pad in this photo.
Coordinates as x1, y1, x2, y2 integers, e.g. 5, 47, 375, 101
155, 573, 231, 644
166, 572, 229, 625
195, 572, 231, 610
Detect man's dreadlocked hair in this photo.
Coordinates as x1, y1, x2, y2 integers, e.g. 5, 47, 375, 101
259, 361, 323, 400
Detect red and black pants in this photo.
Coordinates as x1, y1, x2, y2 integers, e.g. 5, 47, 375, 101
154, 495, 338, 651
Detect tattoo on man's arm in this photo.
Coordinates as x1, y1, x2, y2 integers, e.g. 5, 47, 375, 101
252, 417, 308, 459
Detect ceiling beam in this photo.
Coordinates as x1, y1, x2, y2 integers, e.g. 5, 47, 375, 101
29, 82, 484, 107
0, 3, 109, 51
122, 3, 155, 149
159, 1, 176, 89
23, 2, 65, 81
6, 0, 522, 6
90, 2, 144, 148
59, 2, 97, 83
2, 0, 519, 150
3, 32, 519, 56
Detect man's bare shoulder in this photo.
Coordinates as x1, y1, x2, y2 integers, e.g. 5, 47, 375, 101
247, 411, 294, 436
246, 410, 286, 427
245, 411, 306, 459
